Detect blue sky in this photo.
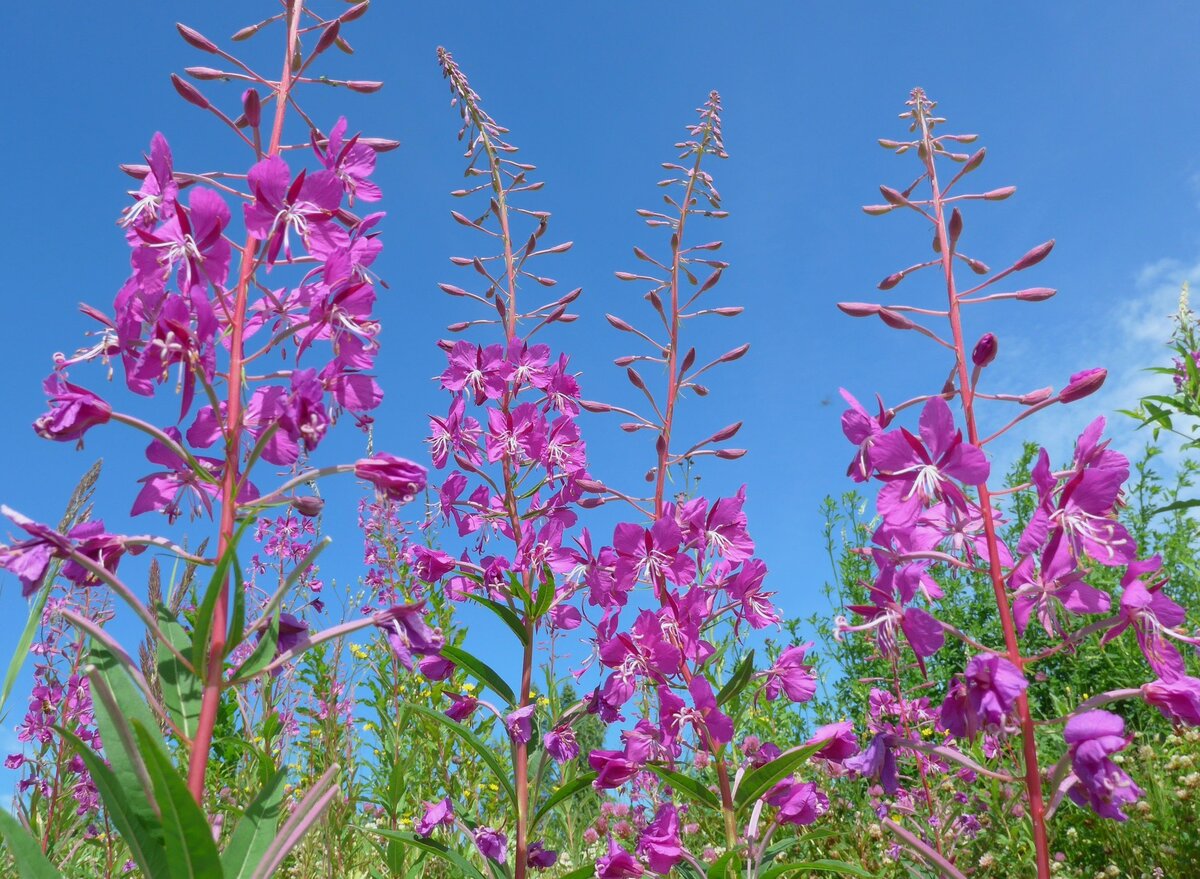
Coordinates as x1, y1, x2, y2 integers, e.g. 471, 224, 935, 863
3, 2, 1200, 742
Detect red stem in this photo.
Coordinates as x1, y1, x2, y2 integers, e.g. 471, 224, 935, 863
186, 0, 302, 805
914, 93, 1052, 879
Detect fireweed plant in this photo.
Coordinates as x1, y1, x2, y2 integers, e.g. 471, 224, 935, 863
575, 95, 862, 879
0, 3, 434, 876
835, 89, 1200, 878
363, 58, 867, 878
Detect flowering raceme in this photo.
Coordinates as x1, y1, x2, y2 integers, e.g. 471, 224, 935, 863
0, 5, 436, 875
834, 88, 1200, 878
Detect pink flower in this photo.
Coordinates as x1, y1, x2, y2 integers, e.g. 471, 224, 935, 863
636, 803, 683, 874
354, 454, 427, 504
764, 643, 818, 703
1064, 710, 1142, 821
33, 374, 112, 443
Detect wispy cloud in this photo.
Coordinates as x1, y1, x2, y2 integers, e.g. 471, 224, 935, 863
986, 255, 1199, 472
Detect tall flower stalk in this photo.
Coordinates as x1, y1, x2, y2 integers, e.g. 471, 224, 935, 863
838, 89, 1200, 878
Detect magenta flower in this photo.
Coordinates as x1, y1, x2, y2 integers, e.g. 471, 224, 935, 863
132, 186, 231, 291
414, 797, 453, 837
313, 117, 381, 205
527, 842, 557, 870
1143, 677, 1200, 726
595, 837, 644, 878
427, 396, 482, 469
724, 558, 780, 629
132, 429, 258, 522
766, 778, 829, 826
871, 396, 989, 526
409, 546, 456, 583
612, 517, 696, 595
354, 454, 427, 504
243, 155, 344, 264
588, 747, 645, 790
844, 733, 899, 794
1101, 555, 1190, 680
1064, 710, 1143, 821
839, 388, 890, 483
544, 723, 579, 763
119, 132, 178, 234
505, 705, 536, 744
0, 508, 75, 596
1060, 367, 1107, 403
440, 341, 512, 405
806, 721, 859, 763
659, 677, 734, 748
246, 368, 330, 465
636, 803, 683, 874
843, 587, 945, 673
486, 402, 547, 465
418, 655, 455, 681
763, 643, 818, 703
939, 653, 1028, 741
1009, 531, 1111, 635
33, 374, 112, 443
372, 603, 444, 671
473, 826, 508, 864
444, 692, 479, 722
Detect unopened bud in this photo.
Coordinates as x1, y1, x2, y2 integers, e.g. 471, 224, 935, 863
606, 314, 634, 332
574, 478, 606, 493
177, 23, 219, 54
972, 333, 998, 367
949, 208, 963, 247
878, 272, 904, 290
291, 496, 325, 517
171, 74, 210, 109
983, 186, 1017, 201
1019, 387, 1054, 405
1060, 368, 1106, 403
1015, 287, 1056, 302
578, 399, 613, 414
715, 449, 747, 459
961, 148, 986, 174
1013, 240, 1055, 272
345, 80, 384, 93
242, 88, 261, 128
861, 204, 895, 216
837, 302, 881, 318
185, 66, 228, 80
878, 308, 916, 330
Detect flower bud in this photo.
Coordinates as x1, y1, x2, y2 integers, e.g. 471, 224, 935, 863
1015, 287, 1056, 302
1012, 239, 1055, 272
837, 302, 881, 318
972, 333, 998, 367
949, 208, 963, 247
1019, 387, 1054, 405
354, 454, 427, 503
177, 23, 219, 54
1059, 368, 1106, 403
291, 495, 325, 518
983, 186, 1017, 201
242, 88, 262, 128
345, 80, 385, 94
171, 74, 210, 110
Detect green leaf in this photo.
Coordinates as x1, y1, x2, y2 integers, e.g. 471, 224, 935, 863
221, 767, 287, 879
706, 849, 739, 878
366, 829, 487, 879
156, 604, 203, 740
557, 867, 597, 879
0, 809, 64, 879
1151, 497, 1200, 516
716, 650, 756, 706
532, 565, 556, 619
56, 725, 168, 878
0, 584, 53, 724
88, 642, 162, 830
646, 764, 721, 811
192, 518, 253, 675
401, 702, 518, 807
759, 860, 877, 879
132, 721, 225, 879
230, 612, 281, 684
531, 771, 597, 830
440, 644, 516, 706
465, 594, 528, 646
734, 741, 825, 813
